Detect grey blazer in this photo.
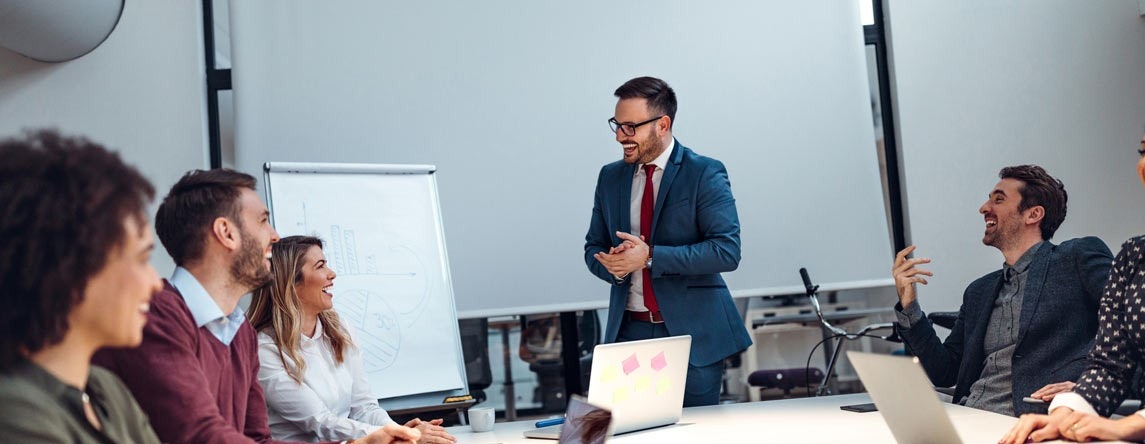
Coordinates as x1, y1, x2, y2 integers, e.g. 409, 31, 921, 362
895, 236, 1112, 415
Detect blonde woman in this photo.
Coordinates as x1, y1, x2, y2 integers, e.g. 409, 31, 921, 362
249, 236, 454, 443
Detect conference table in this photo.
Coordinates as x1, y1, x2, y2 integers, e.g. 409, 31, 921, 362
447, 393, 1125, 443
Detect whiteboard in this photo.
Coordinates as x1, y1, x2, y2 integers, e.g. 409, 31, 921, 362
264, 162, 467, 409
230, 1, 893, 317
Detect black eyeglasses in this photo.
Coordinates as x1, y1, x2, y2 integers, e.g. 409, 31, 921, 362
608, 116, 664, 136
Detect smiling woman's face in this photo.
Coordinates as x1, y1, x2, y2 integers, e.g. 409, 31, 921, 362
73, 215, 162, 348
296, 245, 336, 318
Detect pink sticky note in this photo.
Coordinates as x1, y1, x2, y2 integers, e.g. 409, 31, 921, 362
651, 351, 667, 371
622, 353, 640, 375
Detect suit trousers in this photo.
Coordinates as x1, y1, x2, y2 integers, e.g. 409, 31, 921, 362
616, 318, 724, 407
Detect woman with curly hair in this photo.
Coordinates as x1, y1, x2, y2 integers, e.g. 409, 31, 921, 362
0, 130, 163, 443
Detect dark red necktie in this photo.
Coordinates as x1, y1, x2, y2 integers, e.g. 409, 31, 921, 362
641, 164, 659, 313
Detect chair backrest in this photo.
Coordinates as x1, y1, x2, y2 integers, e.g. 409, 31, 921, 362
458, 318, 492, 400
520, 313, 563, 363
578, 311, 602, 356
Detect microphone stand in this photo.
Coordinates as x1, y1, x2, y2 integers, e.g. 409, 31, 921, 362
800, 267, 896, 396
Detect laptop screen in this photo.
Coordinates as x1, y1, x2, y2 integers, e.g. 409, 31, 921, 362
585, 335, 690, 434
558, 396, 612, 444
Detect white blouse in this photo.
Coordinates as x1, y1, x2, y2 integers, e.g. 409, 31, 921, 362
258, 320, 396, 442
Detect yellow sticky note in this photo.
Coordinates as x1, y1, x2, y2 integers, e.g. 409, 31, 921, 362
634, 375, 651, 393
600, 366, 618, 383
656, 376, 671, 395
613, 387, 629, 404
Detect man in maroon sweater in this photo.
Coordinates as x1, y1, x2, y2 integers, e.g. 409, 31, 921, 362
94, 169, 419, 444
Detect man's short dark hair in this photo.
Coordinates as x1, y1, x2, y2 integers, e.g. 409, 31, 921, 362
999, 165, 1067, 240
614, 76, 677, 127
0, 129, 154, 369
155, 168, 256, 266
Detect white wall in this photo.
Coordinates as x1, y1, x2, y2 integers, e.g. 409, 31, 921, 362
228, 1, 893, 317
0, 1, 209, 273
886, 0, 1145, 313
6, 0, 1141, 321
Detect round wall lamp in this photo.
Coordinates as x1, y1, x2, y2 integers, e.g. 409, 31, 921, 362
0, 0, 125, 62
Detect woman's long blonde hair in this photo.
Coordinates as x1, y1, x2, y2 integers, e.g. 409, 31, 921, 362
248, 235, 353, 383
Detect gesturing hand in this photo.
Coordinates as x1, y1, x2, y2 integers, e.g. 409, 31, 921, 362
892, 245, 932, 308
593, 232, 650, 278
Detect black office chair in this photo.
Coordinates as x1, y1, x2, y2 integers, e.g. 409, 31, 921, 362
748, 367, 825, 398
458, 318, 493, 403
927, 311, 959, 330
519, 311, 601, 412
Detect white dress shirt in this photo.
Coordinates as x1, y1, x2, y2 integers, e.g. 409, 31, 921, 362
627, 139, 674, 311
1049, 391, 1145, 420
258, 319, 396, 441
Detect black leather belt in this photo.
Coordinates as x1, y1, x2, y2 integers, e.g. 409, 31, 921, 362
627, 310, 664, 323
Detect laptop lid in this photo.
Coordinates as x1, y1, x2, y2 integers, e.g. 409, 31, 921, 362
585, 335, 691, 435
846, 351, 962, 444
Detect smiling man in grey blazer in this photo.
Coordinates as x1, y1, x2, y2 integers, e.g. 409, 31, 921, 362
892, 165, 1112, 416
584, 76, 751, 407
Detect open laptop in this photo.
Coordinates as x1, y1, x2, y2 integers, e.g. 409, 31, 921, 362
847, 351, 963, 444
524, 335, 691, 440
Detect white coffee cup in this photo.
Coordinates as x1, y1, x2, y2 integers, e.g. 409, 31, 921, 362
469, 406, 495, 433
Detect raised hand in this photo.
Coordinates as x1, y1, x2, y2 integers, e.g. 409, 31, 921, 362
892, 245, 933, 308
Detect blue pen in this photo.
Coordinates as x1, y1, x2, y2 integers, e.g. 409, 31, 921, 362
534, 417, 565, 428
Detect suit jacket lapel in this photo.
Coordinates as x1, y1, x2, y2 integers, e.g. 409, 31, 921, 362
1016, 242, 1053, 344
651, 140, 683, 237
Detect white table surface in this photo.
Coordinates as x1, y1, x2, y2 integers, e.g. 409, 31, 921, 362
447, 393, 1126, 443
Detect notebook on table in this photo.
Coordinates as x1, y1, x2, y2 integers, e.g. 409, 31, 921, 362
524, 335, 691, 440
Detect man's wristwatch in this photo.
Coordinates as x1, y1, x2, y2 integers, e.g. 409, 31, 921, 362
644, 252, 653, 270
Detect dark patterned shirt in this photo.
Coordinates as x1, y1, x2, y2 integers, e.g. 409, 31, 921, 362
1069, 235, 1145, 416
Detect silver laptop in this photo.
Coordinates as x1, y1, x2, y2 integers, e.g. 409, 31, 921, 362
847, 351, 962, 444
524, 335, 691, 439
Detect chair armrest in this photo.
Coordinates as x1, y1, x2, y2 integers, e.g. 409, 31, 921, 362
927, 311, 958, 330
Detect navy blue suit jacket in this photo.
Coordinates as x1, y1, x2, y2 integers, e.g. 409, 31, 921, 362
895, 237, 1112, 415
584, 140, 752, 366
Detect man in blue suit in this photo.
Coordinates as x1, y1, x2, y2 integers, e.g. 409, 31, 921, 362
892, 165, 1112, 416
584, 76, 751, 407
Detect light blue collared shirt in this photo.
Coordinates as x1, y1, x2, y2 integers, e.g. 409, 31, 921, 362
170, 267, 246, 345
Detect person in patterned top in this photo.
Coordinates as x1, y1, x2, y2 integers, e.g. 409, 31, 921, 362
1002, 133, 1145, 443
